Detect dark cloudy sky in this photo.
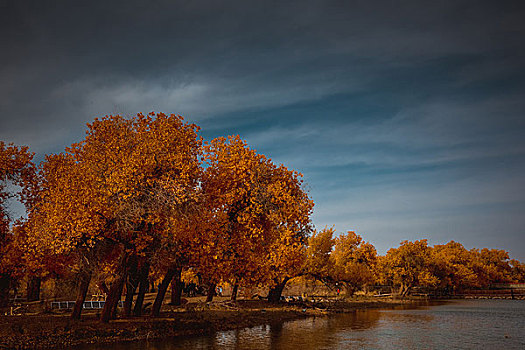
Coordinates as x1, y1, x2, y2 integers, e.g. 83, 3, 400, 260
1, 0, 524, 259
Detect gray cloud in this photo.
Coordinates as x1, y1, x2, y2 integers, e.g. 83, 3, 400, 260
1, 0, 524, 258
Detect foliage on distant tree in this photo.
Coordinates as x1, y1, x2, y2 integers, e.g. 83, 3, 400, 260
303, 228, 378, 296
468, 248, 513, 287
379, 239, 439, 296
304, 227, 336, 284
431, 241, 478, 292
509, 259, 525, 283
331, 231, 377, 295
376, 240, 523, 296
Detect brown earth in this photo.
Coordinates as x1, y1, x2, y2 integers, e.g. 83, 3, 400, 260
0, 296, 422, 349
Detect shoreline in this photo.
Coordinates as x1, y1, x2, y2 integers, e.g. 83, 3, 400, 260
0, 297, 428, 349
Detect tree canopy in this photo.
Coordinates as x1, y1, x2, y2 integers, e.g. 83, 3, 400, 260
0, 112, 523, 318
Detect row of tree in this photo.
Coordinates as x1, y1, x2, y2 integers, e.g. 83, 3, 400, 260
305, 229, 525, 297
1, 112, 523, 323
1, 113, 313, 322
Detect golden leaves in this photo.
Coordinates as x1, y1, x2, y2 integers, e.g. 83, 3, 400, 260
3, 113, 318, 293
30, 113, 202, 263
198, 135, 313, 286
0, 142, 37, 276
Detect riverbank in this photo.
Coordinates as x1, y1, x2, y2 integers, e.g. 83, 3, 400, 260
0, 297, 424, 349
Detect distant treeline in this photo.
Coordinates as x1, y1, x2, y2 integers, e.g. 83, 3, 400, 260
305, 228, 524, 297
1, 113, 523, 324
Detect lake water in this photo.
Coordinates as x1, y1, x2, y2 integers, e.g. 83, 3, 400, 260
87, 299, 525, 349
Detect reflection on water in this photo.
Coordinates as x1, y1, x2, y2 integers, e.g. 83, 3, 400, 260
82, 300, 525, 349
212, 310, 382, 350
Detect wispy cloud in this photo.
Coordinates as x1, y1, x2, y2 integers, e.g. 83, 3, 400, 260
245, 93, 525, 171
1, 0, 524, 259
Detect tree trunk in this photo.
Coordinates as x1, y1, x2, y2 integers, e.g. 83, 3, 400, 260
149, 279, 156, 293
110, 278, 125, 320
101, 280, 123, 323
26, 276, 41, 302
170, 267, 183, 306
71, 271, 92, 319
399, 283, 410, 297
151, 266, 176, 317
123, 255, 138, 317
344, 284, 355, 297
206, 283, 216, 302
123, 281, 137, 317
267, 278, 290, 303
0, 274, 10, 308
100, 252, 128, 323
133, 261, 150, 316
230, 283, 239, 301
98, 281, 109, 296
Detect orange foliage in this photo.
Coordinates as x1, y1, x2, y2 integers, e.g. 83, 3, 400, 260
331, 231, 377, 295
431, 241, 479, 291
25, 112, 203, 300
0, 142, 36, 306
199, 136, 313, 289
379, 239, 438, 296
6, 111, 524, 307
304, 227, 336, 282
468, 248, 513, 287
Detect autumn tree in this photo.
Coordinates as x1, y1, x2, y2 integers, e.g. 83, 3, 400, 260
149, 204, 207, 315
468, 248, 513, 288
263, 162, 314, 302
0, 142, 36, 307
26, 147, 113, 319
509, 259, 525, 283
99, 113, 201, 320
200, 136, 281, 302
330, 231, 377, 296
379, 240, 438, 297
27, 113, 202, 321
431, 241, 478, 294
200, 136, 313, 303
304, 227, 336, 285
